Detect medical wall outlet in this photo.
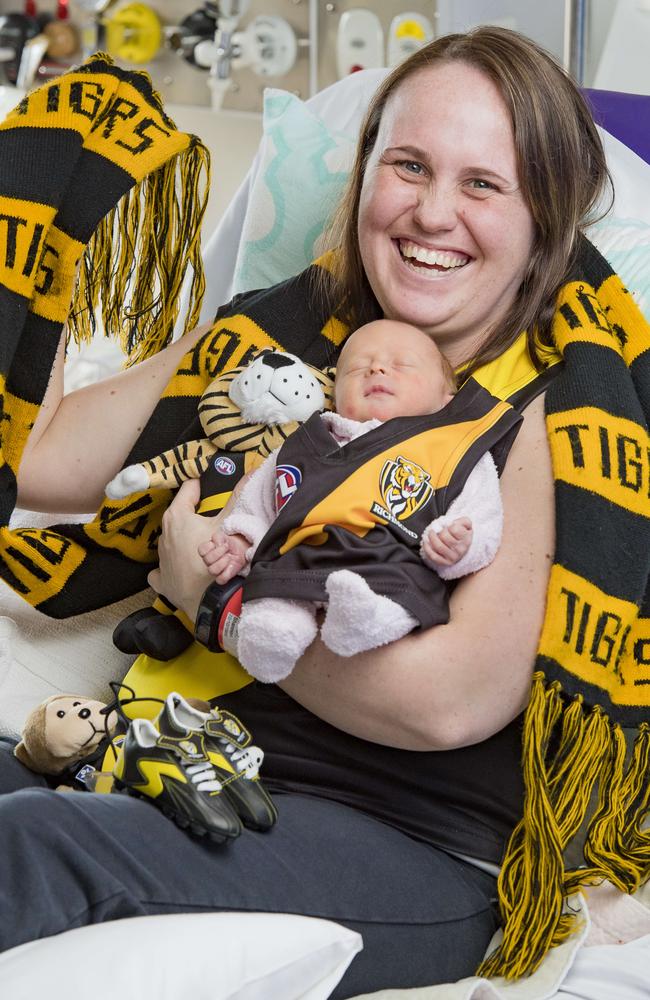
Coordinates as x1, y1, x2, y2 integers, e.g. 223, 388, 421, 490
336, 8, 384, 77
104, 1, 163, 64
387, 12, 434, 68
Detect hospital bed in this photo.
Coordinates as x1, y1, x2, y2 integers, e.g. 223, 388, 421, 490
0, 68, 649, 1000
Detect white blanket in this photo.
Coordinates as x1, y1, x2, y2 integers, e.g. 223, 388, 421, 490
352, 881, 650, 1000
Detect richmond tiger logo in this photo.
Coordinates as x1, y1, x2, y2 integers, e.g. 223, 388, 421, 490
379, 456, 432, 520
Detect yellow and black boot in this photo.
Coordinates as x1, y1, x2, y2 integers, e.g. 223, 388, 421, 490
112, 717, 242, 843
156, 693, 278, 832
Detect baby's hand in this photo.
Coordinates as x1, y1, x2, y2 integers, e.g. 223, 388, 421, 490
198, 531, 249, 584
421, 517, 473, 568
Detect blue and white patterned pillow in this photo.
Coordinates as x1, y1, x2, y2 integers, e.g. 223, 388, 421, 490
590, 217, 650, 319
233, 89, 357, 294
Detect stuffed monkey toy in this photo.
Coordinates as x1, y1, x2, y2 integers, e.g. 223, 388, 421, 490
14, 694, 119, 790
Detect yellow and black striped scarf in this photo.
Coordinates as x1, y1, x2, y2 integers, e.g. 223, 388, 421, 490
0, 61, 648, 981
477, 235, 650, 978
0, 54, 209, 531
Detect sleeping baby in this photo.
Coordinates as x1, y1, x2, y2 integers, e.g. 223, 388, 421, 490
198, 319, 519, 682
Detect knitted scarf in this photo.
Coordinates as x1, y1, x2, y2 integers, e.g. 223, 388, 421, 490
0, 62, 648, 979
0, 54, 209, 532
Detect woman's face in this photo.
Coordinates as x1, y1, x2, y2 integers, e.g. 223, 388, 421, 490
357, 61, 536, 366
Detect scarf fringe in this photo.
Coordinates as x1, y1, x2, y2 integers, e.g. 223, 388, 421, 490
67, 137, 210, 364
478, 673, 650, 980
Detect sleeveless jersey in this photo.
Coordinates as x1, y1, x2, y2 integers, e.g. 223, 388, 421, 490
244, 380, 522, 629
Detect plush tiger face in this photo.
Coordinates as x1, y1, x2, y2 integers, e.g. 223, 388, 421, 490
198, 350, 335, 460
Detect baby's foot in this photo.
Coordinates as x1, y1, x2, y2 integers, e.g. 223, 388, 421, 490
238, 598, 317, 683
322, 570, 417, 657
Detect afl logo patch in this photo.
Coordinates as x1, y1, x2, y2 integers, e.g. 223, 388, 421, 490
214, 456, 236, 476
275, 464, 302, 512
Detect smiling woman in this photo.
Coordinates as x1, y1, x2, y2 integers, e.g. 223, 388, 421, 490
3, 25, 646, 1000
356, 62, 536, 367
329, 29, 611, 380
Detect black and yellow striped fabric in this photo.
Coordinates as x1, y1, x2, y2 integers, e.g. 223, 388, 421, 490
0, 62, 648, 982
0, 53, 209, 530
478, 235, 650, 980
0, 254, 345, 613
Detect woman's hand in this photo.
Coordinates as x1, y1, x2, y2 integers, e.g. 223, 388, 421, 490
147, 478, 214, 622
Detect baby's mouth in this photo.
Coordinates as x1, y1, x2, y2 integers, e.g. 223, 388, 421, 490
398, 240, 471, 272
365, 385, 392, 397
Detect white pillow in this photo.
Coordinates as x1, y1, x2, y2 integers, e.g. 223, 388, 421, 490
232, 70, 388, 296
0, 911, 362, 1000
230, 81, 650, 324
0, 509, 142, 738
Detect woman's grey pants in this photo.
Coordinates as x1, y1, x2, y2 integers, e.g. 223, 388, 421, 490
0, 740, 498, 999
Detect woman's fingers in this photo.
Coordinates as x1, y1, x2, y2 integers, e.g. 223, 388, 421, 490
154, 478, 214, 620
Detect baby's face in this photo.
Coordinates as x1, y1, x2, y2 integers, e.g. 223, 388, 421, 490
335, 320, 454, 423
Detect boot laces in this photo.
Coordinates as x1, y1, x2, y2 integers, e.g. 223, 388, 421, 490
186, 760, 223, 793
228, 745, 264, 779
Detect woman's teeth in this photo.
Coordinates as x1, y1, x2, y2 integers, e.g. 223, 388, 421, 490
399, 241, 470, 270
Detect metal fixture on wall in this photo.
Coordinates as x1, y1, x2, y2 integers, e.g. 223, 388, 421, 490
189, 0, 299, 108
564, 0, 587, 85
65, 0, 436, 111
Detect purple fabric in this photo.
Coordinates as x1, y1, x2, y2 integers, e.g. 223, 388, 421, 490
584, 88, 650, 165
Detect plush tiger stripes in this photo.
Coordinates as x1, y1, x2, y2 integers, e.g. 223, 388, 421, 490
140, 438, 216, 491
115, 354, 336, 494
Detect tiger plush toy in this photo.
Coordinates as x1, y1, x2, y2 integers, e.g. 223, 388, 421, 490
106, 350, 335, 660
107, 350, 335, 497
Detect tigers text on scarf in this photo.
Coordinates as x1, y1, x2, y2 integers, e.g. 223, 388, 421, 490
0, 62, 647, 979
0, 53, 209, 529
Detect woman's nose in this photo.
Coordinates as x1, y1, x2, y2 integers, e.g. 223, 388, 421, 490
412, 182, 458, 231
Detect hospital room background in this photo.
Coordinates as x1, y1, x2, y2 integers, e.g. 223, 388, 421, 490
0, 2, 649, 997
0, 0, 648, 237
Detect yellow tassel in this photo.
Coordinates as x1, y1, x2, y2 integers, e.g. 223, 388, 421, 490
67, 137, 210, 363
622, 724, 650, 866
583, 722, 650, 890
479, 673, 566, 978
478, 674, 628, 979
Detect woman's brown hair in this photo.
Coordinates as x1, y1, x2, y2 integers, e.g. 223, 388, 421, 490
322, 26, 613, 379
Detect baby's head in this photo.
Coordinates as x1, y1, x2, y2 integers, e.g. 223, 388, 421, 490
335, 319, 456, 423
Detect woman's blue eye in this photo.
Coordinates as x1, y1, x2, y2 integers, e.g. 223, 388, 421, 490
469, 178, 495, 191
399, 161, 424, 175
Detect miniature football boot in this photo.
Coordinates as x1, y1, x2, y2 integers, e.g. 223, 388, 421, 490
112, 717, 242, 843
156, 693, 278, 832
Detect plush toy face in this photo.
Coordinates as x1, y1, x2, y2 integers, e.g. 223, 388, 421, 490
228, 350, 327, 425
195, 350, 334, 462
44, 696, 115, 760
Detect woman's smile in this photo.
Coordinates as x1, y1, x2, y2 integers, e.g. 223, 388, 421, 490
397, 239, 472, 273
357, 60, 536, 366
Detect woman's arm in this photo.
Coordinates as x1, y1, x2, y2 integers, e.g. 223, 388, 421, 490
280, 393, 554, 751
16, 323, 211, 513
